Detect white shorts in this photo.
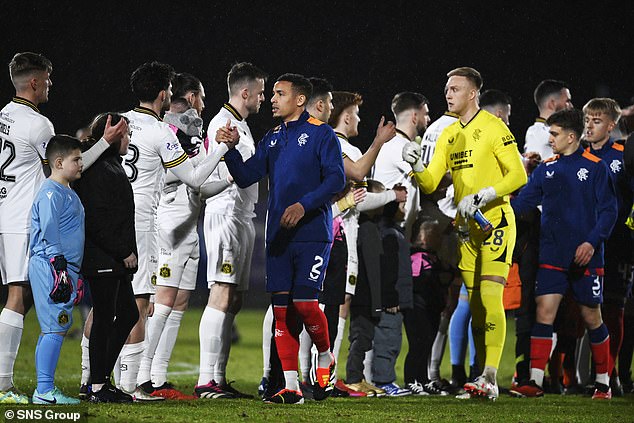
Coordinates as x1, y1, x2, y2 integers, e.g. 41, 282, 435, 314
132, 230, 158, 295
0, 233, 30, 285
204, 214, 255, 291
156, 226, 199, 291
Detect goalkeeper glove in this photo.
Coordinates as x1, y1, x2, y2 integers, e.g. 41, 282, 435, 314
401, 142, 425, 172
49, 255, 72, 304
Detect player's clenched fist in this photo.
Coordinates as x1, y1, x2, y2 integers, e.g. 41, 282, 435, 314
402, 141, 425, 172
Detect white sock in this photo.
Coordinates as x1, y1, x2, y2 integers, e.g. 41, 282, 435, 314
92, 383, 104, 393
298, 327, 313, 382
0, 309, 24, 390
138, 303, 171, 385
262, 305, 273, 379
428, 329, 447, 381
363, 349, 373, 384
113, 355, 121, 386
198, 306, 224, 385
483, 365, 497, 384
81, 335, 91, 385
530, 368, 545, 387
151, 309, 184, 387
283, 370, 299, 391
332, 317, 346, 368
214, 311, 234, 386
119, 342, 145, 392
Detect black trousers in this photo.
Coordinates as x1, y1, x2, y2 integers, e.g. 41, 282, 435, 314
88, 275, 138, 384
403, 303, 441, 384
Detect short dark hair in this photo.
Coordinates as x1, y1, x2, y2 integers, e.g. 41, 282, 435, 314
447, 67, 483, 90
306, 77, 333, 107
45, 135, 82, 164
172, 73, 202, 99
227, 62, 267, 95
479, 89, 511, 108
546, 108, 584, 140
9, 52, 52, 84
534, 79, 568, 108
329, 91, 363, 127
276, 73, 312, 100
391, 92, 428, 117
130, 61, 175, 103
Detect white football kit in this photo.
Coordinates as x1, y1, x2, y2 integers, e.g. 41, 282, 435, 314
203, 104, 257, 291
524, 118, 553, 161
0, 97, 54, 284
123, 107, 189, 295
372, 129, 421, 237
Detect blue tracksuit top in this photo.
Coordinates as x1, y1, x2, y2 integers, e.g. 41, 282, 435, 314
511, 147, 617, 270
586, 139, 633, 225
224, 111, 345, 245
30, 179, 85, 273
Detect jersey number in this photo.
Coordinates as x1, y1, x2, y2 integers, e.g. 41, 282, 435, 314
124, 144, 139, 183
483, 229, 504, 246
309, 255, 324, 281
0, 138, 16, 182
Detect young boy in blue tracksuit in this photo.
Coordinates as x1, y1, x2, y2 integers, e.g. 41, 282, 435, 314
510, 109, 618, 399
30, 135, 85, 404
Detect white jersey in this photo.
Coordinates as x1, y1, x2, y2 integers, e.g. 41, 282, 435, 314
204, 104, 257, 218
420, 112, 459, 165
123, 107, 188, 231
372, 129, 420, 235
524, 118, 553, 160
423, 113, 459, 218
0, 97, 55, 233
338, 132, 363, 162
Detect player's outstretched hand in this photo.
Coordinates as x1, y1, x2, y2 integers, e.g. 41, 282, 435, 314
374, 116, 396, 145
103, 114, 129, 145
123, 252, 137, 269
352, 187, 367, 205
216, 119, 240, 148
281, 202, 305, 229
574, 242, 594, 267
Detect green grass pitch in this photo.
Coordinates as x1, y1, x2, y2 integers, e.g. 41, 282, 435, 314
1, 307, 633, 422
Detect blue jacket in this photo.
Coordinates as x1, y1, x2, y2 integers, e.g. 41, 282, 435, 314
225, 111, 345, 244
512, 147, 617, 270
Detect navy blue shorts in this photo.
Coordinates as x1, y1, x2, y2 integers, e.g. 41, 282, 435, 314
266, 241, 331, 293
535, 265, 603, 305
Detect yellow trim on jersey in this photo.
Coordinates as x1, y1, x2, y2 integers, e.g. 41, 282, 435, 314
444, 111, 460, 118
133, 106, 162, 121
307, 116, 325, 126
413, 109, 527, 210
12, 97, 40, 113
223, 103, 243, 121
41, 158, 48, 165
335, 132, 349, 142
342, 152, 348, 159
535, 117, 546, 123
163, 152, 188, 168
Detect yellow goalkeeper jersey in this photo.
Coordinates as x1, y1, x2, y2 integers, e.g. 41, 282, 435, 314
414, 109, 526, 209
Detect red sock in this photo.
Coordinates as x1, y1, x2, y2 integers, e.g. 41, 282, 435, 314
590, 335, 612, 376
293, 300, 330, 353
273, 305, 300, 371
602, 304, 624, 370
530, 337, 552, 371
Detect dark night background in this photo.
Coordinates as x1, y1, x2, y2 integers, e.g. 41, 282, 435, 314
2, 1, 633, 307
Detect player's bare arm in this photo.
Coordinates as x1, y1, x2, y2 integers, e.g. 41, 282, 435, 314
345, 117, 396, 181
